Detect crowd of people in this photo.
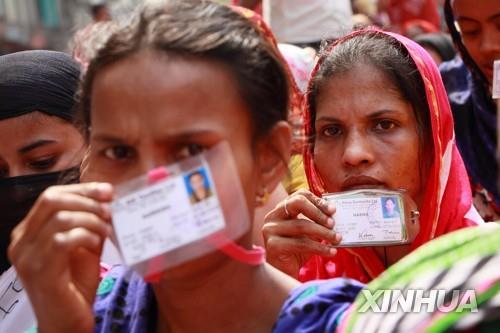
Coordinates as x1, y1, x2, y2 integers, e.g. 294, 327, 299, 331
0, 0, 499, 332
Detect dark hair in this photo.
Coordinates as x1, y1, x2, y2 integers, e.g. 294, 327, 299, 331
308, 31, 432, 153
78, 0, 289, 142
90, 4, 107, 18
188, 170, 204, 181
414, 32, 456, 63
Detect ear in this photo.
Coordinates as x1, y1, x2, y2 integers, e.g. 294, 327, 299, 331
255, 121, 292, 195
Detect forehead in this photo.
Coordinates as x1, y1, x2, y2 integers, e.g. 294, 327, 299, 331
316, 63, 406, 115
0, 113, 71, 148
453, 0, 500, 20
90, 50, 251, 140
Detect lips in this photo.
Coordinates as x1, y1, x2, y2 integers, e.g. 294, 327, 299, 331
341, 175, 385, 191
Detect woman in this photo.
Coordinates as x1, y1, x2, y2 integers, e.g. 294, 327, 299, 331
0, 50, 84, 271
441, 0, 500, 221
263, 29, 482, 283
0, 50, 84, 332
8, 3, 363, 332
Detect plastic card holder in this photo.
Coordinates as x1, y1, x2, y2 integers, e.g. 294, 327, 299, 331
109, 142, 250, 278
322, 189, 420, 247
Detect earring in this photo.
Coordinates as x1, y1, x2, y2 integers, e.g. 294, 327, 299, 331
256, 186, 270, 206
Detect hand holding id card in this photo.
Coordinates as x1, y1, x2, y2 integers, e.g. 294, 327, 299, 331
323, 190, 420, 247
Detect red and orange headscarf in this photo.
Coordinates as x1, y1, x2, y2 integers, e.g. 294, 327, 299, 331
300, 29, 483, 283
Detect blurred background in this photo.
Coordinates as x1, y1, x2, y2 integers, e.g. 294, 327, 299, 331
0, 0, 447, 54
0, 0, 235, 53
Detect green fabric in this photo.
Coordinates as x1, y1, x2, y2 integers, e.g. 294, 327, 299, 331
344, 223, 500, 332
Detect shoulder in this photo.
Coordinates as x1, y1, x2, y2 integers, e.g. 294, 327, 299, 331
439, 56, 470, 91
272, 278, 364, 333
93, 266, 155, 333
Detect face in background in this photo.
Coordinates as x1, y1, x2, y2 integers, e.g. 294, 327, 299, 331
453, 0, 500, 84
0, 112, 86, 178
83, 50, 266, 223
314, 63, 427, 207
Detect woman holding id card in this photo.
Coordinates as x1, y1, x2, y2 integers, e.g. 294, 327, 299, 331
263, 29, 484, 283
8, 2, 365, 333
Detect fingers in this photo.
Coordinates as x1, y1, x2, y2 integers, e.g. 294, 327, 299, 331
266, 234, 338, 259
13, 183, 113, 243
266, 189, 336, 228
40, 211, 112, 244
9, 211, 111, 271
263, 219, 341, 245
11, 227, 104, 279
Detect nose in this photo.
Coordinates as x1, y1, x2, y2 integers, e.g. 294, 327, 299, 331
479, 26, 500, 55
341, 130, 375, 168
135, 146, 172, 179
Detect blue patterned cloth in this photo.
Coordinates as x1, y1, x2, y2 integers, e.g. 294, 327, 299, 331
440, 56, 498, 207
93, 265, 363, 333
272, 279, 364, 333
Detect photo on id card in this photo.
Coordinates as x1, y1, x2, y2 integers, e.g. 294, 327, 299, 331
184, 167, 213, 204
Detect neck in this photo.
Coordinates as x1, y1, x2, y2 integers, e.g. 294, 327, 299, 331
373, 244, 412, 268
153, 254, 298, 333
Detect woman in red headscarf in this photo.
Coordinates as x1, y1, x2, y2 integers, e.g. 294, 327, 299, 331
263, 28, 483, 283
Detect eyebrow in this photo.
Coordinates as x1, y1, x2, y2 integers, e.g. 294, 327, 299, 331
316, 110, 405, 123
92, 129, 217, 144
18, 140, 57, 154
457, 13, 500, 23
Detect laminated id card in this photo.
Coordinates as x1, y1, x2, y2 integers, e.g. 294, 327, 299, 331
322, 190, 420, 246
493, 60, 500, 99
110, 142, 250, 278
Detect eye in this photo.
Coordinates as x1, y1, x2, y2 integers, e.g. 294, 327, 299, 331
374, 120, 396, 132
175, 144, 206, 160
103, 145, 136, 161
461, 29, 480, 38
27, 156, 57, 171
458, 23, 481, 38
321, 126, 342, 137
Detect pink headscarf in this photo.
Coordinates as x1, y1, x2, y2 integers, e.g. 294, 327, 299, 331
300, 29, 483, 283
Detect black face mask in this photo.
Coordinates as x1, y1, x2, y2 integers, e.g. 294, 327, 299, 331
0, 168, 79, 273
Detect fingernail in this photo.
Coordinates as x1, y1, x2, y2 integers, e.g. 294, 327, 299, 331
105, 224, 113, 236
97, 183, 113, 194
101, 203, 112, 219
327, 204, 336, 214
335, 234, 342, 243
326, 218, 334, 228
329, 247, 337, 256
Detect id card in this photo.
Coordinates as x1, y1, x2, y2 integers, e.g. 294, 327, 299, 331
323, 190, 419, 246
112, 164, 225, 266
493, 60, 500, 99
